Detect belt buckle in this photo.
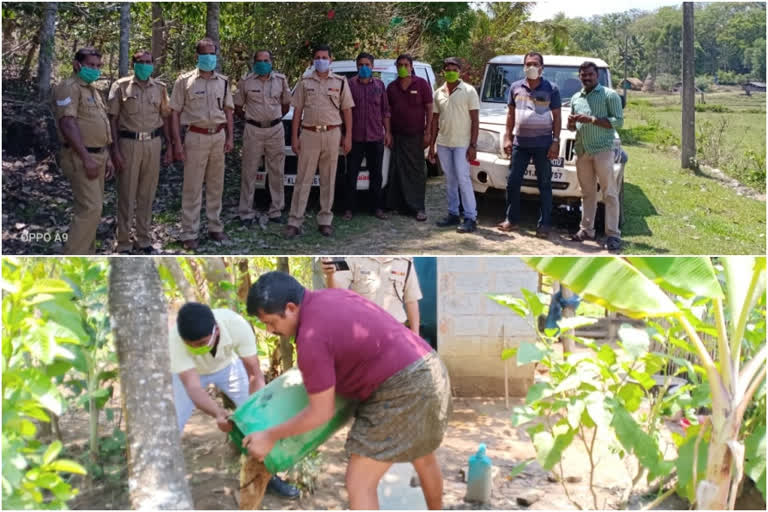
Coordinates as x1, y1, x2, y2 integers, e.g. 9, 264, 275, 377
207, 127, 217, 134
317, 125, 327, 132
137, 132, 151, 141
261, 121, 270, 128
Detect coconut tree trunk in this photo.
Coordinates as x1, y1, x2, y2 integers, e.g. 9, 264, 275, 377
109, 258, 194, 509
206, 2, 221, 72
118, 3, 131, 77
681, 2, 696, 169
36, 2, 57, 100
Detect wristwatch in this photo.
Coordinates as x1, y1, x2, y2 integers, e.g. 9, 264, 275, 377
469, 142, 477, 148
552, 137, 560, 143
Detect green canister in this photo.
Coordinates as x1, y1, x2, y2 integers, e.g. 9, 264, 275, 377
228, 368, 356, 474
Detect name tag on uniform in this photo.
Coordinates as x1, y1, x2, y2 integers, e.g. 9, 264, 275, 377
56, 97, 72, 106
391, 270, 406, 277
360, 270, 372, 276
251, 89, 261, 93
194, 90, 205, 95
410, 90, 418, 94
328, 88, 339, 92
305, 88, 315, 92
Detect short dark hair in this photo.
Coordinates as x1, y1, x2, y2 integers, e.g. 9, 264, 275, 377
177, 302, 215, 342
524, 52, 543, 66
254, 49, 273, 62
579, 61, 599, 74
196, 37, 217, 54
312, 44, 332, 58
75, 47, 102, 63
131, 50, 152, 64
395, 54, 413, 67
443, 57, 462, 70
356, 52, 375, 65
247, 272, 306, 316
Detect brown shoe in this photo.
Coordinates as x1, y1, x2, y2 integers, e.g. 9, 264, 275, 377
374, 209, 388, 220
182, 239, 199, 251
284, 225, 300, 239
208, 231, 229, 242
318, 224, 334, 237
343, 210, 353, 221
496, 220, 518, 232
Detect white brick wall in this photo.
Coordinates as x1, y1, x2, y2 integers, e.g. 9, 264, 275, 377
437, 257, 537, 397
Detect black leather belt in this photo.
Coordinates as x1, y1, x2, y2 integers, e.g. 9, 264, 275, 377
63, 144, 106, 153
119, 128, 163, 140
247, 118, 282, 128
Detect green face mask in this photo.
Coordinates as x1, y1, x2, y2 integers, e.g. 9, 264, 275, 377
78, 66, 101, 84
133, 62, 154, 81
397, 66, 410, 78
186, 326, 216, 356
444, 71, 460, 83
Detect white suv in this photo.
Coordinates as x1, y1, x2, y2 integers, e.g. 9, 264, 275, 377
251, 59, 437, 191
474, 55, 627, 224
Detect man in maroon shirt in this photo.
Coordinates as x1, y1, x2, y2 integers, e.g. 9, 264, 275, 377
243, 271, 451, 510
343, 52, 391, 221
386, 54, 434, 222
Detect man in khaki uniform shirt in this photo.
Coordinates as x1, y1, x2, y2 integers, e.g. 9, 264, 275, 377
234, 50, 291, 224
170, 38, 235, 251
321, 257, 422, 334
108, 51, 172, 254
53, 47, 113, 255
285, 44, 354, 239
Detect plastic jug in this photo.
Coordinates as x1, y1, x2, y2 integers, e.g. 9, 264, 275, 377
465, 443, 492, 503
228, 368, 356, 474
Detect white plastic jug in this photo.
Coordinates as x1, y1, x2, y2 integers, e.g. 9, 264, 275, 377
465, 443, 492, 503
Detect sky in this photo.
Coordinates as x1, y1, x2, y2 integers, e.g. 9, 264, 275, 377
529, 0, 682, 21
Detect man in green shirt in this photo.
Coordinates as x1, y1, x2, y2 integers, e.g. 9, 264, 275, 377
567, 61, 624, 251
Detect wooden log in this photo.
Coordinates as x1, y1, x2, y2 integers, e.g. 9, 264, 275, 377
239, 455, 271, 509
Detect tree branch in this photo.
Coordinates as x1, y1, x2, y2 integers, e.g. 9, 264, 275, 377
738, 344, 768, 402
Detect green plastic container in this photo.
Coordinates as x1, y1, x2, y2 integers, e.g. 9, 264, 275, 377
229, 368, 356, 474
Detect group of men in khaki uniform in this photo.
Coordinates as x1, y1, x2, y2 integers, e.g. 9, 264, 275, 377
53, 40, 360, 254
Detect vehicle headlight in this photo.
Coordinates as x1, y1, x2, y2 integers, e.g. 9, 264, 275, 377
477, 129, 500, 155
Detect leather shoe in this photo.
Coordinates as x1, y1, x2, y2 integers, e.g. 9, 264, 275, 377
269, 216, 286, 225
267, 475, 300, 500
182, 239, 199, 251
284, 225, 300, 239
374, 209, 388, 220
318, 224, 334, 237
208, 231, 229, 242
496, 220, 517, 232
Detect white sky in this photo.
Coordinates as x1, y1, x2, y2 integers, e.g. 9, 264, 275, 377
529, 0, 682, 21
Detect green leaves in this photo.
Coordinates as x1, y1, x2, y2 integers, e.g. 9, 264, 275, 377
533, 423, 575, 470
744, 424, 766, 500
610, 400, 673, 480
517, 342, 545, 365
675, 424, 710, 502
618, 325, 650, 358
46, 459, 87, 475
627, 257, 723, 299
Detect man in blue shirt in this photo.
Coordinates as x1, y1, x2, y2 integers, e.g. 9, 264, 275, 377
497, 52, 561, 238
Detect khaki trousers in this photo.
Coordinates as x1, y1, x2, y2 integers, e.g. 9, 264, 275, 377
116, 137, 162, 251
239, 122, 285, 219
576, 150, 620, 238
181, 130, 225, 240
288, 129, 341, 228
60, 147, 107, 254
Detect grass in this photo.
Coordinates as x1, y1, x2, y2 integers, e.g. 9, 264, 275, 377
621, 90, 766, 190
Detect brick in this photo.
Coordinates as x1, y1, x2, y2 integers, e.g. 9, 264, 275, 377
453, 316, 489, 336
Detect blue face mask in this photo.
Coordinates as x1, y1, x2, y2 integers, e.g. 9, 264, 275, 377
253, 61, 272, 76
197, 54, 217, 72
358, 65, 372, 79
314, 59, 330, 73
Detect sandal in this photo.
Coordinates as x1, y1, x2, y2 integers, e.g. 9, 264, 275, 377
571, 229, 595, 242
415, 211, 427, 222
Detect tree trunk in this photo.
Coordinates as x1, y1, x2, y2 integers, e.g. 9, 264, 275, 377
20, 34, 39, 82
109, 258, 194, 509
311, 258, 326, 290
699, 415, 742, 509
276, 258, 293, 371
206, 2, 221, 72
239, 456, 271, 509
118, 3, 131, 78
187, 259, 210, 303
151, 3, 165, 67
156, 257, 197, 303
203, 257, 233, 305
681, 2, 696, 169
36, 2, 57, 101
237, 259, 252, 302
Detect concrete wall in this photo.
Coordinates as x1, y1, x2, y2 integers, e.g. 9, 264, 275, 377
437, 257, 538, 397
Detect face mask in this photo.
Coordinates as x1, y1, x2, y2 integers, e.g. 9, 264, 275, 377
444, 71, 460, 83
525, 66, 540, 79
314, 59, 330, 73
186, 326, 216, 356
78, 66, 101, 84
197, 54, 217, 72
397, 66, 410, 78
358, 65, 372, 79
133, 63, 153, 81
253, 61, 272, 76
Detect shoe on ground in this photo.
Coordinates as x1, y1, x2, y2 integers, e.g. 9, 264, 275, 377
496, 220, 517, 232
182, 239, 199, 251
536, 225, 552, 239
267, 475, 300, 499
208, 231, 229, 242
318, 224, 334, 237
240, 217, 256, 227
269, 216, 286, 225
457, 218, 477, 233
284, 225, 300, 239
343, 210, 353, 221
415, 211, 428, 222
606, 236, 622, 251
435, 214, 460, 227
374, 209, 388, 220
135, 245, 154, 255
571, 229, 595, 242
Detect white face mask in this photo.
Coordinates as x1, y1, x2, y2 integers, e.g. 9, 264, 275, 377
525, 66, 540, 79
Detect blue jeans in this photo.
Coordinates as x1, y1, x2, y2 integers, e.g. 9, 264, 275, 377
437, 145, 477, 221
506, 146, 552, 227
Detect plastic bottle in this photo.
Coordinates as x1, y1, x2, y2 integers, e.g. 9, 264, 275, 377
465, 443, 493, 503
228, 368, 356, 474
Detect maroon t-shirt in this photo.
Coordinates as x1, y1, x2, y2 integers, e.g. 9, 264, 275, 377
386, 75, 433, 136
295, 288, 432, 401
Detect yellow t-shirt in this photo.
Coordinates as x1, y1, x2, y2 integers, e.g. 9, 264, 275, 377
169, 309, 259, 375
433, 80, 480, 148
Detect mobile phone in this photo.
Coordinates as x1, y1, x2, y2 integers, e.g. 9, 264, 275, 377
326, 258, 349, 272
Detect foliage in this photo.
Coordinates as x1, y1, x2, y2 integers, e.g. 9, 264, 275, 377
2, 258, 88, 508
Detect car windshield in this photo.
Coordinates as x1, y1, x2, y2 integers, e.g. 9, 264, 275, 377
481, 64, 610, 106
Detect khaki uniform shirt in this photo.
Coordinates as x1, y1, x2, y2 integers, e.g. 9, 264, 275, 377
107, 75, 171, 133
234, 71, 291, 122
332, 257, 422, 324
168, 309, 259, 375
53, 73, 112, 147
291, 71, 355, 126
169, 68, 234, 128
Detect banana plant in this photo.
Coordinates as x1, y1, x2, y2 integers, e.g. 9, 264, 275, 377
523, 256, 766, 509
